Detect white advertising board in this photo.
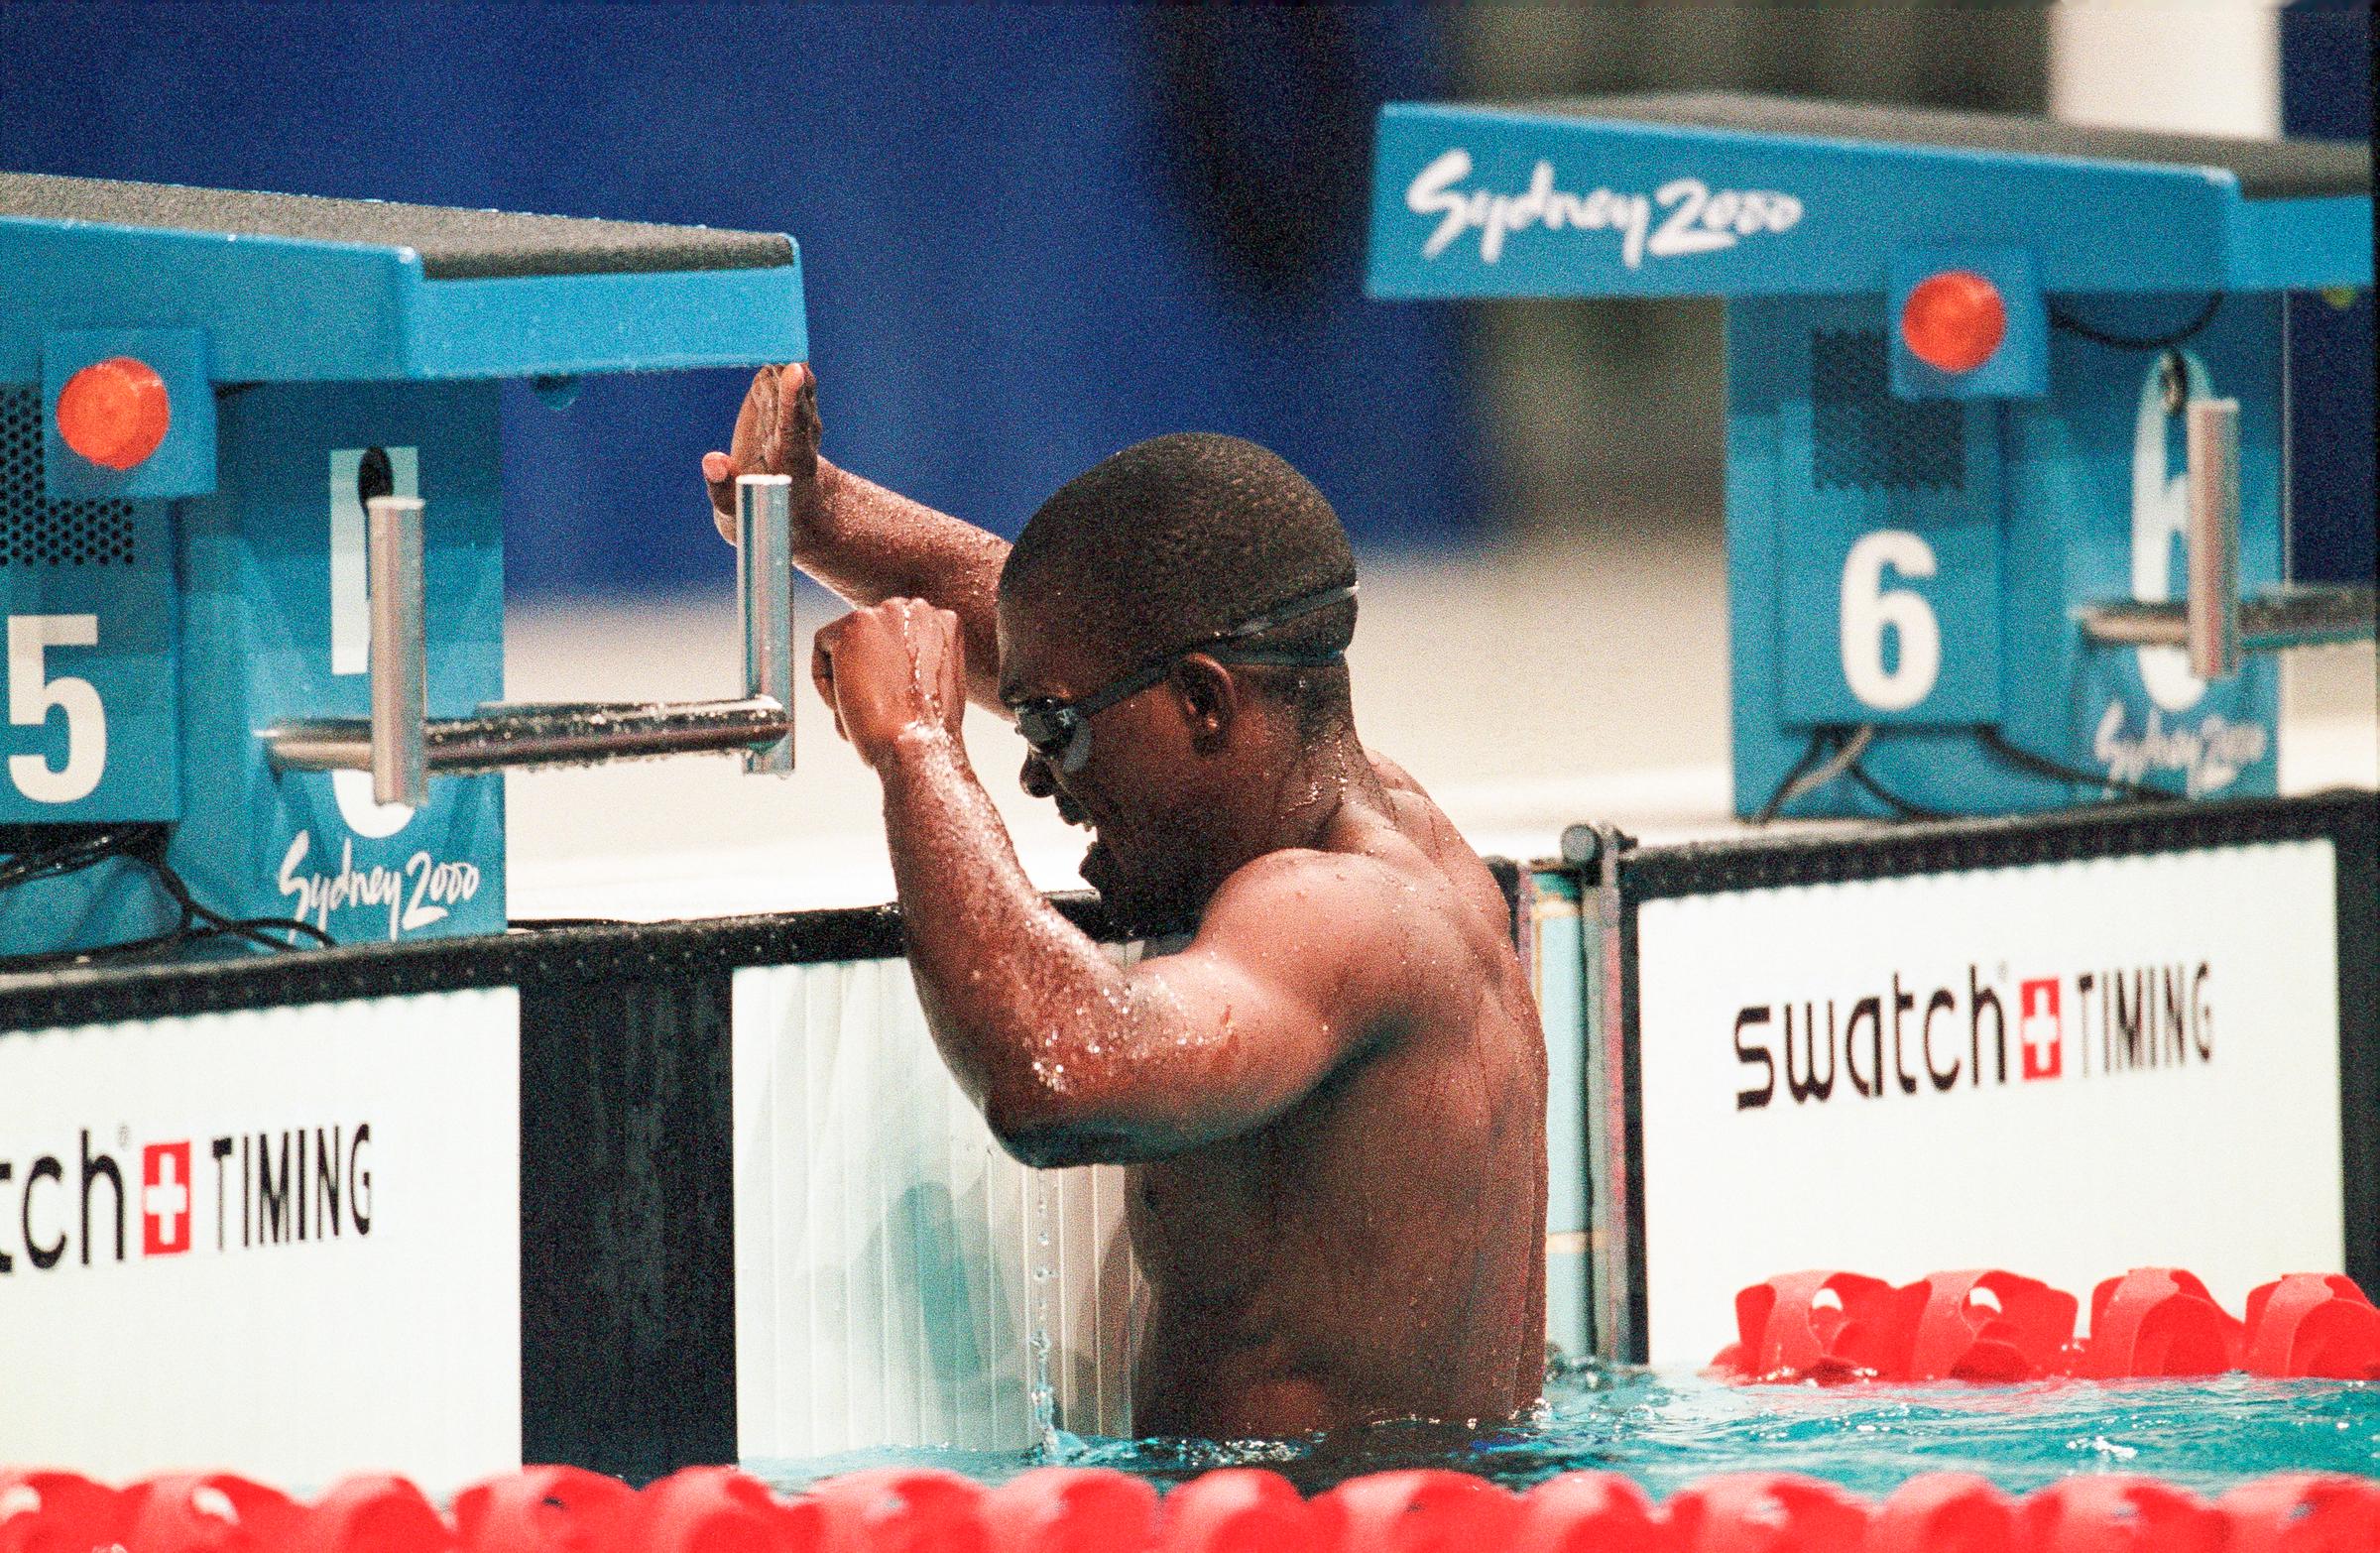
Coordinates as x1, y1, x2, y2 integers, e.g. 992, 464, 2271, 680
0, 990, 521, 1493
1633, 839, 2343, 1368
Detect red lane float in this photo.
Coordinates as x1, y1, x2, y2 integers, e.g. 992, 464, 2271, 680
0, 1469, 128, 1553
803, 1468, 986, 1553
295, 1477, 457, 1553
1865, 1474, 2017, 1553
2081, 1269, 2245, 1379
1308, 1469, 1522, 1553
1709, 1271, 1907, 1381
1153, 1469, 1317, 1553
1508, 1472, 1667, 1553
2243, 1274, 2380, 1380
620, 1467, 818, 1553
979, 1469, 1155, 1553
1712, 1265, 2371, 1382
2218, 1473, 2380, 1552
452, 1466, 635, 1553
1662, 1473, 1867, 1553
127, 1474, 308, 1553
1901, 1271, 2077, 1382
9, 1463, 2380, 1551
2020, 1475, 2226, 1553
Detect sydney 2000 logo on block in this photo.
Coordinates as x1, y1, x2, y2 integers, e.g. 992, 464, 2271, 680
1405, 149, 1804, 270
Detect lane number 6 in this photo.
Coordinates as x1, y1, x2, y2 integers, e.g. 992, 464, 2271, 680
1840, 530, 1943, 713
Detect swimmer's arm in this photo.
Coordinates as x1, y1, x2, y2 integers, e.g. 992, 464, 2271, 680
878, 744, 1398, 1169
706, 365, 1010, 709
788, 460, 1009, 709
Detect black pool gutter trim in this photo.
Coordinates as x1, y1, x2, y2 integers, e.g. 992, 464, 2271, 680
1620, 789, 2376, 899
0, 893, 1123, 1032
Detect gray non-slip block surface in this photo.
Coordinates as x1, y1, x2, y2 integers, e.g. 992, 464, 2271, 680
0, 172, 793, 279
1518, 93, 2372, 201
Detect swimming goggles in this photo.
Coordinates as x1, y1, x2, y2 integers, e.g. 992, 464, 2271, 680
1012, 580, 1358, 774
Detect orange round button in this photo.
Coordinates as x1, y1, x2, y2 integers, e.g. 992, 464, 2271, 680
1900, 271, 2007, 375
57, 356, 173, 470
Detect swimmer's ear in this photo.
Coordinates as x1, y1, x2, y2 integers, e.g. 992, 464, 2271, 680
1170, 654, 1237, 754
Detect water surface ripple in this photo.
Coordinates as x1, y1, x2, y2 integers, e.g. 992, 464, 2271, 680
748, 1364, 2379, 1500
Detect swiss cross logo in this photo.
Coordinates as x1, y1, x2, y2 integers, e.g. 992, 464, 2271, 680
2019, 979, 2064, 1081
142, 1141, 192, 1255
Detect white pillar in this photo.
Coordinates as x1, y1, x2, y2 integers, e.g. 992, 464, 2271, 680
2049, 1, 2283, 139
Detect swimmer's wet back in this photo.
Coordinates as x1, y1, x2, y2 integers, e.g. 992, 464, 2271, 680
0, 174, 806, 959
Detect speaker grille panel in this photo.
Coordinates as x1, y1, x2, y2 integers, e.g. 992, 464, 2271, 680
1811, 330, 1965, 493
0, 386, 139, 566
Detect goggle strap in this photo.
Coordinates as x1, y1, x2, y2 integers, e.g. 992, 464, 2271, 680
1016, 579, 1358, 761
1207, 647, 1348, 668
1219, 580, 1358, 642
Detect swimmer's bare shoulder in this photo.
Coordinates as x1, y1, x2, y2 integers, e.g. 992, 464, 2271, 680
1053, 843, 1442, 1160
1366, 749, 1519, 931
1106, 749, 1527, 1158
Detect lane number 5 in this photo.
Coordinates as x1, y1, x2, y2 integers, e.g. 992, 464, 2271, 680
1840, 531, 1943, 713
7, 614, 106, 803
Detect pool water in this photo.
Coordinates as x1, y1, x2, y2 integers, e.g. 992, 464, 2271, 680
747, 1361, 2380, 1500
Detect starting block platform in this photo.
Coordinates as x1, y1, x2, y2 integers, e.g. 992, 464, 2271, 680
1366, 93, 2373, 820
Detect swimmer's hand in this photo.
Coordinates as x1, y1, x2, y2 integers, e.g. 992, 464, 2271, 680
812, 598, 969, 769
704, 362, 825, 544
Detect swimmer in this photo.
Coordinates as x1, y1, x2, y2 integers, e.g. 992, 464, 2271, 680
705, 365, 1545, 1438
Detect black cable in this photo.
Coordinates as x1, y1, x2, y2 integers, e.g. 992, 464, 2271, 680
1844, 759, 1952, 821
2047, 293, 2223, 350
1749, 727, 1837, 826
1971, 725, 2181, 804
1754, 712, 2193, 830
0, 824, 333, 971
131, 839, 334, 952
0, 824, 150, 891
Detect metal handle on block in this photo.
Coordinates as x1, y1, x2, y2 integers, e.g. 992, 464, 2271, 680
268, 698, 796, 776
266, 487, 798, 790
2184, 398, 2240, 681
367, 495, 428, 807
2080, 393, 2373, 662
738, 473, 796, 775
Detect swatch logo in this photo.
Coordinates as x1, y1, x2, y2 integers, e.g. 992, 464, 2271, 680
2, 1124, 373, 1275
1731, 962, 2212, 1111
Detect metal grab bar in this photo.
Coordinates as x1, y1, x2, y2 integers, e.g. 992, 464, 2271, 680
267, 475, 798, 798
367, 495, 427, 806
740, 473, 796, 775
2183, 398, 2240, 680
269, 697, 795, 776
2080, 586, 2377, 652
2080, 392, 2374, 669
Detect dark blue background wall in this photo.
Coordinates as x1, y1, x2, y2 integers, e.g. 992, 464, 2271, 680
0, 4, 1481, 596
5, 5, 2364, 587
2282, 0, 2375, 584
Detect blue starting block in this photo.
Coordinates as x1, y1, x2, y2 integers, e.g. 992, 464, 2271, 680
0, 176, 805, 958
1366, 95, 2373, 818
